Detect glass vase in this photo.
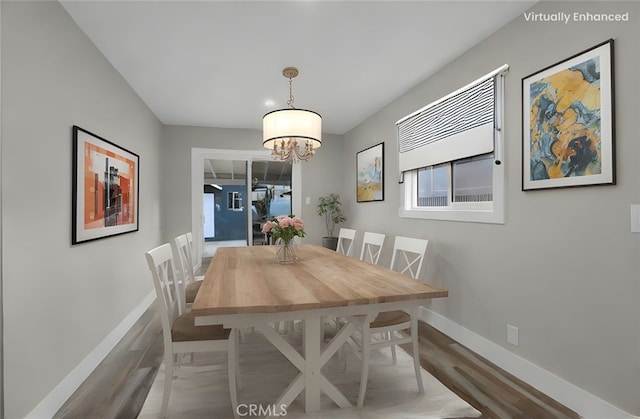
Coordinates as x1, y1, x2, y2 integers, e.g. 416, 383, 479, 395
275, 238, 297, 264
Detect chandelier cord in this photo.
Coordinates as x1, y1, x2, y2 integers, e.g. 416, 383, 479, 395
287, 76, 295, 109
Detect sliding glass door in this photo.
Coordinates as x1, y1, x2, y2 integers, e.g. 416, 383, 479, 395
250, 160, 292, 245
191, 148, 302, 268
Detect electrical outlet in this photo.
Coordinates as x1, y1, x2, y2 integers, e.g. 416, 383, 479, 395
507, 324, 519, 347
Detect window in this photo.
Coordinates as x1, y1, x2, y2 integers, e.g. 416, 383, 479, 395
397, 65, 508, 224
452, 154, 493, 203
227, 191, 242, 211
417, 163, 448, 207
416, 153, 493, 207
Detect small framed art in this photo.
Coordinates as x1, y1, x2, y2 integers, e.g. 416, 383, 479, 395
522, 39, 615, 191
356, 142, 384, 202
72, 125, 140, 244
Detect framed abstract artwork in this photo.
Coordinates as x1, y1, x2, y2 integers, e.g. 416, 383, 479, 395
356, 142, 384, 202
72, 125, 140, 244
522, 39, 615, 191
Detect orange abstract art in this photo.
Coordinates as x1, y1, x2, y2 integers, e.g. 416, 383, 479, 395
72, 126, 139, 244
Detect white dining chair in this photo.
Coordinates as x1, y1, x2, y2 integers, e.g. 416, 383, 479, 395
359, 232, 386, 265
171, 233, 204, 315
334, 231, 388, 333
336, 228, 357, 256
145, 243, 239, 418
346, 235, 428, 407
325, 228, 358, 336
185, 231, 199, 272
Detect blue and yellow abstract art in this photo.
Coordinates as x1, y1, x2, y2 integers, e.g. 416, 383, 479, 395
528, 57, 602, 181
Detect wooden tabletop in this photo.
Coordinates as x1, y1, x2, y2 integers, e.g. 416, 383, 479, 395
191, 244, 448, 316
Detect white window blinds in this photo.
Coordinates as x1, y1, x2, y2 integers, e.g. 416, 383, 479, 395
396, 64, 508, 179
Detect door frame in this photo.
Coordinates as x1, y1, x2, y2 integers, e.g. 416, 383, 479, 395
191, 148, 301, 269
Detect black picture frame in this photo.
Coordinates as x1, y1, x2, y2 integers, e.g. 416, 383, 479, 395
522, 39, 615, 191
72, 125, 140, 244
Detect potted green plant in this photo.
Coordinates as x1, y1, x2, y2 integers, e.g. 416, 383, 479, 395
317, 193, 347, 250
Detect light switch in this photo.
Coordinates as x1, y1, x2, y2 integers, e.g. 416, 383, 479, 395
631, 205, 640, 233
305, 196, 311, 205
507, 324, 519, 347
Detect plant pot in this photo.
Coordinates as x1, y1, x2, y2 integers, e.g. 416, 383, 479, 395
321, 237, 338, 251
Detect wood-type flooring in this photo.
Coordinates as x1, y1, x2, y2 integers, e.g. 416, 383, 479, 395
55, 254, 579, 419
54, 305, 579, 419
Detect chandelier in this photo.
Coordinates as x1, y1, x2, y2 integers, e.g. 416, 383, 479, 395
263, 67, 322, 162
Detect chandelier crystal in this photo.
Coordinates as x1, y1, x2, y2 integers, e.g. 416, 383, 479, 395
263, 67, 322, 162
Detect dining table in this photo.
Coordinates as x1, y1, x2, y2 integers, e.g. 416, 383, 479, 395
191, 244, 448, 413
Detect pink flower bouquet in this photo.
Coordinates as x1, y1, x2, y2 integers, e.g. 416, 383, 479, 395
262, 215, 306, 244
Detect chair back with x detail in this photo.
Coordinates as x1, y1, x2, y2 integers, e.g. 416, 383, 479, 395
185, 231, 198, 272
390, 236, 428, 279
172, 233, 203, 315
359, 232, 386, 265
147, 243, 180, 330
336, 228, 357, 257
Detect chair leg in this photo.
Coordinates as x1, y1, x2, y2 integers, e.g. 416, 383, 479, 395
410, 311, 424, 395
389, 331, 398, 364
338, 343, 346, 371
172, 353, 179, 377
228, 330, 239, 418
276, 321, 283, 333
234, 329, 242, 389
161, 352, 174, 417
357, 324, 371, 408
338, 330, 353, 372
334, 317, 341, 332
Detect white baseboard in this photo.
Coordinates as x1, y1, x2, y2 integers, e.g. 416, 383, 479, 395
419, 307, 638, 419
25, 291, 156, 419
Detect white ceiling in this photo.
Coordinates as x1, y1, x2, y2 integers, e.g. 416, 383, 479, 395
205, 159, 292, 185
61, 0, 536, 135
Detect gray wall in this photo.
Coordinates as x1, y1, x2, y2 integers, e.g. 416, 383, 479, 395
1, 2, 163, 418
342, 1, 640, 414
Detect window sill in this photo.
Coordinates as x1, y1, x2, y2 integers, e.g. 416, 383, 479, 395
398, 206, 504, 224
